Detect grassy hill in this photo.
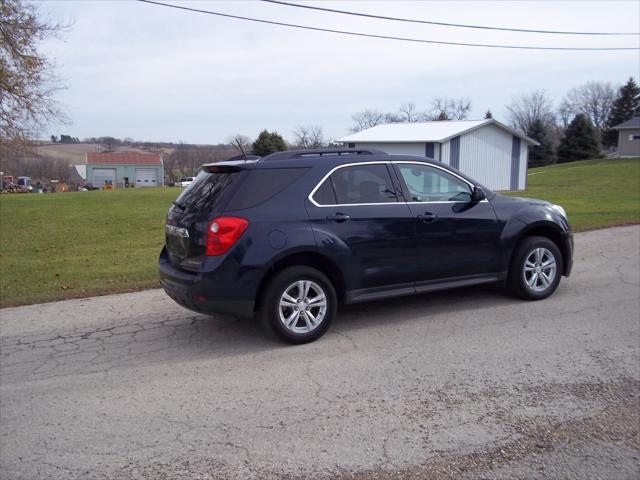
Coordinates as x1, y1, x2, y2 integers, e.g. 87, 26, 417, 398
1, 158, 638, 307
36, 143, 172, 163
505, 157, 640, 231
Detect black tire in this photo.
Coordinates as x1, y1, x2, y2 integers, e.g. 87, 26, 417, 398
260, 266, 337, 344
508, 236, 563, 300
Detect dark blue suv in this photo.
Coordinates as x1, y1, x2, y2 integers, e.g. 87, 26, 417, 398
159, 149, 573, 343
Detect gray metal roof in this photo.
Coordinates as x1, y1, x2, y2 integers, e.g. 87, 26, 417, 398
339, 119, 538, 145
613, 116, 640, 130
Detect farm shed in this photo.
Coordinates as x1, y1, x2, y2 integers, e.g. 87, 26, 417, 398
76, 152, 164, 188
339, 119, 538, 191
613, 116, 640, 158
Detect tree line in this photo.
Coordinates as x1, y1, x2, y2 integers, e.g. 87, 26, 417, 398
2, 0, 637, 185
346, 78, 639, 167
508, 78, 639, 165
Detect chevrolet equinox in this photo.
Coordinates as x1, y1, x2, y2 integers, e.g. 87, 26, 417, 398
159, 149, 573, 343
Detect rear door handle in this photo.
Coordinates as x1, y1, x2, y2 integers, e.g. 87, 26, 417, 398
326, 213, 350, 223
417, 212, 438, 223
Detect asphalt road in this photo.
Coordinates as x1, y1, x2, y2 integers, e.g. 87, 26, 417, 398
1, 226, 639, 480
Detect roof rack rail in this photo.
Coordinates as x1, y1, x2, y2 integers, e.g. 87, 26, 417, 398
260, 148, 387, 161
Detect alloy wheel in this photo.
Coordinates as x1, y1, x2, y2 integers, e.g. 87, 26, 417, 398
523, 247, 557, 293
278, 280, 328, 334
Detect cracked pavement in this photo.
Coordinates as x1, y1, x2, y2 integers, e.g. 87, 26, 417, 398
1, 226, 639, 479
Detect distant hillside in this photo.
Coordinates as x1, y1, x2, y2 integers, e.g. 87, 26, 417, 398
36, 143, 174, 163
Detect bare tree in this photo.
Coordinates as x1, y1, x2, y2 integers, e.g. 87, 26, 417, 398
99, 136, 118, 152
383, 112, 403, 123
350, 109, 385, 132
0, 0, 69, 148
397, 102, 425, 122
0, 147, 80, 186
293, 125, 325, 149
170, 142, 202, 176
350, 98, 469, 132
427, 97, 471, 121
505, 90, 556, 134
162, 153, 179, 184
228, 134, 252, 155
560, 81, 616, 130
557, 99, 574, 129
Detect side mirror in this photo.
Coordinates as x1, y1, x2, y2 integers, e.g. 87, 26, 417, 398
471, 186, 486, 202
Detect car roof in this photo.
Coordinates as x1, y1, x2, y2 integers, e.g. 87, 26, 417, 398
204, 150, 461, 176
200, 149, 494, 195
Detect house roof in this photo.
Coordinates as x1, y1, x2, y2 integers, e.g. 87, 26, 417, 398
613, 116, 640, 130
338, 119, 538, 145
86, 152, 163, 165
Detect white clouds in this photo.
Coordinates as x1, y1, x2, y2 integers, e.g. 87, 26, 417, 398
42, 1, 639, 143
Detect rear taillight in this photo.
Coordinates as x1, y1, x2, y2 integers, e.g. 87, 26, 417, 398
206, 216, 249, 256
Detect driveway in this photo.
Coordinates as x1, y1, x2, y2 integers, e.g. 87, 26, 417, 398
1, 226, 639, 479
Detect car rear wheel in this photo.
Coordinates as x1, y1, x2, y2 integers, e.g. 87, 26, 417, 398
509, 236, 562, 300
261, 266, 336, 344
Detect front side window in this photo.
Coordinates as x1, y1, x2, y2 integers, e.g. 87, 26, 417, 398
312, 164, 398, 205
397, 163, 472, 202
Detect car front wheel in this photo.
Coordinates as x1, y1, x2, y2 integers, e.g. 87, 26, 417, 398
261, 266, 336, 344
509, 236, 562, 300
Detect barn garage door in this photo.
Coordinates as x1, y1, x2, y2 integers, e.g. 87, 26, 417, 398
92, 168, 116, 188
135, 168, 158, 187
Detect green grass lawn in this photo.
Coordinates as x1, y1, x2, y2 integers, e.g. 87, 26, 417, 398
0, 188, 180, 308
1, 158, 638, 308
504, 157, 640, 232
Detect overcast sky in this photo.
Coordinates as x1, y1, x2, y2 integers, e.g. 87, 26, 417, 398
41, 0, 639, 145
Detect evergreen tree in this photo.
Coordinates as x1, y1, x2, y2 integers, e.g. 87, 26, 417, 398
603, 77, 640, 147
557, 114, 600, 163
526, 119, 556, 167
484, 110, 493, 119
251, 130, 287, 156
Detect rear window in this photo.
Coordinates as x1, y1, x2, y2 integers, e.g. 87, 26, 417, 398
173, 170, 237, 212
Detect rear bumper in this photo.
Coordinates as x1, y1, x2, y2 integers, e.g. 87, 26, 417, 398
158, 248, 255, 319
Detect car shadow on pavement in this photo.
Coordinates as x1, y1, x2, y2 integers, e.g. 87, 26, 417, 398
0, 284, 529, 383
157, 283, 518, 355
191, 282, 518, 349
334, 283, 519, 334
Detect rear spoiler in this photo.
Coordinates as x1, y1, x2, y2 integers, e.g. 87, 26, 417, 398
201, 159, 258, 173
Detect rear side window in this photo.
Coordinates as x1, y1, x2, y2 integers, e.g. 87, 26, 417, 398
174, 170, 237, 213
312, 164, 398, 205
225, 168, 309, 211
312, 178, 337, 205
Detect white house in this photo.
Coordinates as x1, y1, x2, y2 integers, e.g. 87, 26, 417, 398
339, 119, 538, 191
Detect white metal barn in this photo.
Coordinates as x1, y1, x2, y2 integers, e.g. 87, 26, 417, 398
339, 119, 538, 191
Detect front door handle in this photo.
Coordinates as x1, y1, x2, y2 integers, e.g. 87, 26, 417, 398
417, 212, 438, 223
326, 213, 350, 223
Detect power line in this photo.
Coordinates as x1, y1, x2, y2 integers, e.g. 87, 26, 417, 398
137, 0, 639, 51
262, 0, 640, 36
